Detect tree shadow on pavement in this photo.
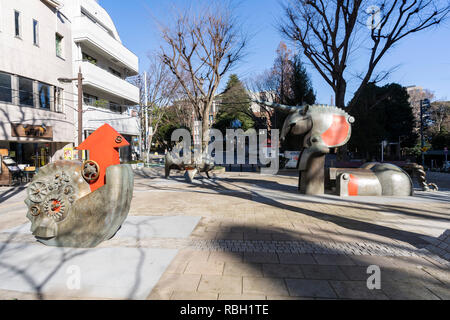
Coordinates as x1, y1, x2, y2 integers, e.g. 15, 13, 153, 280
210, 224, 449, 300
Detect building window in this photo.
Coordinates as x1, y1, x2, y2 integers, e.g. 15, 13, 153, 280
110, 102, 121, 113
54, 87, 63, 112
82, 52, 97, 65
14, 10, 21, 37
83, 93, 98, 106
18, 77, 34, 107
33, 20, 39, 46
0, 72, 12, 103
55, 33, 63, 57
38, 82, 51, 109
109, 68, 121, 78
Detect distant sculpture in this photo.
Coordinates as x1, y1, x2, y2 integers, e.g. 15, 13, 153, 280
256, 101, 354, 195
25, 124, 134, 248
255, 101, 417, 196
402, 162, 438, 191
165, 142, 215, 182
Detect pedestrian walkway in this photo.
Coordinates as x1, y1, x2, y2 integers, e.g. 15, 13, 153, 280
0, 169, 449, 300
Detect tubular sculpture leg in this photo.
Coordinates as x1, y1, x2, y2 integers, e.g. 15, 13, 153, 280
299, 154, 325, 195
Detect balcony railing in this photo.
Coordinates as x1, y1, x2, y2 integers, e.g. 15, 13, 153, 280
83, 97, 124, 113
73, 15, 139, 75
78, 61, 139, 104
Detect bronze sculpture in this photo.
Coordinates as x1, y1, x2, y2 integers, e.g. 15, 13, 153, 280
25, 124, 134, 248
255, 101, 418, 196
165, 142, 215, 182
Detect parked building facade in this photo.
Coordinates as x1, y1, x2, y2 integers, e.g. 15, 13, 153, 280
0, 0, 140, 168
61, 0, 140, 161
0, 0, 75, 167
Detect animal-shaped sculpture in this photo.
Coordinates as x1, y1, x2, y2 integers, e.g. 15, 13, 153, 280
165, 142, 215, 183
255, 101, 354, 195
25, 124, 134, 248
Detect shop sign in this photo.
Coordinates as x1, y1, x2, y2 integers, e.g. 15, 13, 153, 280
11, 124, 53, 139
64, 148, 74, 160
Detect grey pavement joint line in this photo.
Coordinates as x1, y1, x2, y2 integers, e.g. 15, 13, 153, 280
87, 238, 450, 261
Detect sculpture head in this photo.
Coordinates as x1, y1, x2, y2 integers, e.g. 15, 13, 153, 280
253, 100, 354, 171
304, 105, 354, 153
25, 161, 91, 240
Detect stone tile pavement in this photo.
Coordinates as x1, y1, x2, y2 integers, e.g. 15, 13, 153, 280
0, 169, 449, 300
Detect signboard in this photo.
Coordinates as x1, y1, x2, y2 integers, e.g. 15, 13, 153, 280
11, 124, 53, 139
284, 151, 300, 169
193, 121, 201, 146
63, 148, 74, 160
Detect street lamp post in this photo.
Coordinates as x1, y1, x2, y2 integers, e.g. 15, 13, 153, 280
58, 67, 83, 160
420, 98, 430, 167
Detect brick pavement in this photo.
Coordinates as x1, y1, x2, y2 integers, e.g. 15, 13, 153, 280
131, 170, 450, 300
0, 169, 449, 300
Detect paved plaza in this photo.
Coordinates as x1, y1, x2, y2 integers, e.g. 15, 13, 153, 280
0, 168, 449, 300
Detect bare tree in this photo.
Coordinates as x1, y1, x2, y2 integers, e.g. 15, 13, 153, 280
159, 2, 247, 152
406, 86, 435, 134
429, 101, 450, 133
130, 54, 180, 160
280, 0, 450, 110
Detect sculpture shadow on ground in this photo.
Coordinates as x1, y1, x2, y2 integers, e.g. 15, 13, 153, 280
161, 174, 450, 240
0, 229, 90, 300
211, 224, 449, 299
0, 223, 150, 300
153, 172, 449, 298
0, 186, 27, 204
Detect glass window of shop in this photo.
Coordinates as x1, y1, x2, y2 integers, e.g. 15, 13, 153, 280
38, 82, 51, 109
0, 72, 12, 103
8, 142, 51, 167
18, 77, 34, 106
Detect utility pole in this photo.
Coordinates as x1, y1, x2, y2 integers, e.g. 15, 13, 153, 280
144, 71, 148, 163
77, 67, 83, 160
58, 67, 83, 160
420, 99, 430, 167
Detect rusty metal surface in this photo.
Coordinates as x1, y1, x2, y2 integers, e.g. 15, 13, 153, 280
25, 161, 134, 248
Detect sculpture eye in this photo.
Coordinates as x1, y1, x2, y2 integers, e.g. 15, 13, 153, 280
115, 136, 123, 143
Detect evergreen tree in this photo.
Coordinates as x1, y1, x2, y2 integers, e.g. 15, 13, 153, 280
287, 54, 316, 106
214, 74, 254, 134
348, 83, 417, 160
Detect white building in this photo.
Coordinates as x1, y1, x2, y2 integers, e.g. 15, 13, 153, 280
0, 0, 75, 167
0, 0, 140, 168
61, 0, 140, 161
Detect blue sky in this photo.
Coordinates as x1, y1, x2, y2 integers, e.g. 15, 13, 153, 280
100, 0, 450, 104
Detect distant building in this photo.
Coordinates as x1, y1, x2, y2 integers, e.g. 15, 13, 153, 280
248, 91, 276, 129
406, 85, 434, 134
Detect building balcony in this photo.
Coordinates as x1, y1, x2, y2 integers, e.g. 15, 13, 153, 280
73, 15, 139, 75
78, 61, 139, 104
82, 105, 140, 136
